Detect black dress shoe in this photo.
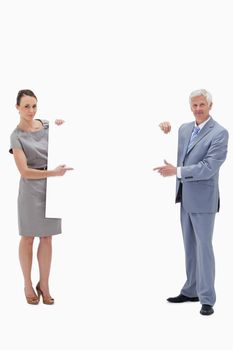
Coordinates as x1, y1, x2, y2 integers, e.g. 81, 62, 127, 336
200, 304, 214, 316
167, 294, 199, 303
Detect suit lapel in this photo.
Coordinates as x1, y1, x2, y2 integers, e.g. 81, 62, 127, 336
186, 117, 215, 154
180, 123, 194, 162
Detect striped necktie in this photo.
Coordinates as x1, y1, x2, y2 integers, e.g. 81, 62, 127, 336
187, 126, 200, 152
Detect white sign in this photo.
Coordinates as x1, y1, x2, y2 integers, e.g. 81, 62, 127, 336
46, 121, 76, 218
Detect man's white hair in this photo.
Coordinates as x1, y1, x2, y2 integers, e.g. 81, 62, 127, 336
189, 89, 212, 106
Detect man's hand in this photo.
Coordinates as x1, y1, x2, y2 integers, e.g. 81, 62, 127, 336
153, 160, 177, 177
159, 121, 171, 134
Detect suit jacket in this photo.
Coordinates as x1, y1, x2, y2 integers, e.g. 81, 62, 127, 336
175, 117, 229, 213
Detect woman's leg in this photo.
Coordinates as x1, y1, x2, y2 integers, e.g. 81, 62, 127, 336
37, 236, 52, 296
19, 236, 37, 297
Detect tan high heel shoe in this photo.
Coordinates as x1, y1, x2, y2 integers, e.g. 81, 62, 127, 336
36, 282, 54, 305
24, 289, 39, 305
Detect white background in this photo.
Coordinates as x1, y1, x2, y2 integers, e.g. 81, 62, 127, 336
1, 0, 233, 349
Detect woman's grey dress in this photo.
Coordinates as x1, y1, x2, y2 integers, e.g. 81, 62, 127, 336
10, 119, 61, 237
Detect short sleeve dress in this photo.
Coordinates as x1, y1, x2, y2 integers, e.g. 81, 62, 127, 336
9, 119, 61, 237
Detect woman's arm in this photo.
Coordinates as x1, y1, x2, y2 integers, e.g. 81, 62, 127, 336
12, 148, 73, 179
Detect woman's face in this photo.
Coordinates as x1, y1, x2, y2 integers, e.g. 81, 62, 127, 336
16, 95, 37, 121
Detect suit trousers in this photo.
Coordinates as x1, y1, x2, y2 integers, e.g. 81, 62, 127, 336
180, 205, 216, 306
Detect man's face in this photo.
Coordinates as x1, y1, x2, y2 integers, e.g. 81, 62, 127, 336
190, 95, 212, 125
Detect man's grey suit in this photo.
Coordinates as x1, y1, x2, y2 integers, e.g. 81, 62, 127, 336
176, 117, 228, 305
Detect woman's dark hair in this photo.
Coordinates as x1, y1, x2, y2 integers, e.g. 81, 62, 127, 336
16, 89, 37, 106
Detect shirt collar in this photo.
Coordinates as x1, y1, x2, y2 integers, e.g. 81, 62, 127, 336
195, 116, 211, 130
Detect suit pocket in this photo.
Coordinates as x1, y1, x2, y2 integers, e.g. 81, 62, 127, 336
192, 180, 214, 187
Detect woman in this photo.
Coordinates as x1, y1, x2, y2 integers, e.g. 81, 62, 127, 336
10, 89, 73, 305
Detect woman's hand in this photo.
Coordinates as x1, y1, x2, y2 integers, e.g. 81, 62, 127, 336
53, 164, 74, 176
55, 119, 65, 126
159, 121, 171, 134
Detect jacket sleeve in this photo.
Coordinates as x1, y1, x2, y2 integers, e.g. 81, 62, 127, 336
181, 129, 229, 182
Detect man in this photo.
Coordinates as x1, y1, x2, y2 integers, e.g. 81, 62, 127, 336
154, 89, 228, 316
